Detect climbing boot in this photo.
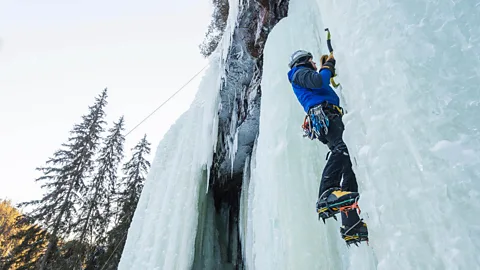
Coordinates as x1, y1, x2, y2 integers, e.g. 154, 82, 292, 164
340, 219, 369, 246
316, 187, 360, 223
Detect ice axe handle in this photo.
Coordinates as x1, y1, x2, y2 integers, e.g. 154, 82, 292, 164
324, 28, 339, 88
325, 28, 334, 53
326, 39, 333, 54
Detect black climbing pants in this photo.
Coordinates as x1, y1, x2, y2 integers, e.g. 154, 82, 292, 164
313, 104, 358, 197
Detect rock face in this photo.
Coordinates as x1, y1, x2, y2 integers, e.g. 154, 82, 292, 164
193, 0, 290, 268
214, 0, 290, 184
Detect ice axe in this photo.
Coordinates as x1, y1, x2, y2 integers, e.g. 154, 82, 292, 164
321, 28, 340, 88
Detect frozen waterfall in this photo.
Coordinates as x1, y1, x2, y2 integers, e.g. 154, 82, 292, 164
120, 0, 480, 269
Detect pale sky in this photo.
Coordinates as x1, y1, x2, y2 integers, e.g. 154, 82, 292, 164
0, 0, 212, 205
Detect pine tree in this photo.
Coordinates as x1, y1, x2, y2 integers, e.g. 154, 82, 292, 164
2, 215, 48, 270
73, 116, 125, 265
18, 89, 108, 270
97, 135, 151, 269
0, 199, 22, 261
0, 200, 47, 269
199, 0, 229, 57
50, 239, 90, 270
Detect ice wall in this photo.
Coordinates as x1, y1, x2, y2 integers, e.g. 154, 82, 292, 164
243, 0, 480, 269
318, 0, 480, 268
117, 53, 222, 269
120, 0, 480, 268
243, 1, 364, 269
118, 0, 289, 268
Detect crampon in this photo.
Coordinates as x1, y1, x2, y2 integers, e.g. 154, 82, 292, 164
316, 191, 361, 223
340, 219, 369, 247
343, 235, 369, 247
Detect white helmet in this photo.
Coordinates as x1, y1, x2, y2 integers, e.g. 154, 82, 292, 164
288, 50, 313, 68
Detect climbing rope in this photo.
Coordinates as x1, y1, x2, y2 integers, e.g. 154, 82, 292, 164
99, 62, 209, 270
124, 62, 209, 137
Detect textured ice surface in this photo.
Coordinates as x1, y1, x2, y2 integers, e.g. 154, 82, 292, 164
244, 0, 480, 269
117, 59, 220, 269
118, 1, 245, 268
121, 0, 480, 269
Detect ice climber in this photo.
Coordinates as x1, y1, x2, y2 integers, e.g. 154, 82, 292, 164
287, 50, 368, 245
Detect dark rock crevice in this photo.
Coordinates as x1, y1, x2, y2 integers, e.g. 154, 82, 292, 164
193, 1, 289, 269
213, 0, 289, 185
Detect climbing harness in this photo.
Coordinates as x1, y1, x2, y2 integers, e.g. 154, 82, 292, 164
310, 105, 330, 136
302, 103, 344, 140
302, 108, 328, 140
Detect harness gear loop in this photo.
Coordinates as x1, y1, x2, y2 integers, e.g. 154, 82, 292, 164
302, 102, 344, 141
302, 115, 316, 140
307, 103, 332, 138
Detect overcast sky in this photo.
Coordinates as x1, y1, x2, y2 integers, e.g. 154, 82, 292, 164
0, 0, 212, 205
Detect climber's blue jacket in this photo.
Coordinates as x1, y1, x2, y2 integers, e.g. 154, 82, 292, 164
287, 65, 339, 113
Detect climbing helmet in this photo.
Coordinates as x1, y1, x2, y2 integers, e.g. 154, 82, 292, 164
288, 50, 313, 68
